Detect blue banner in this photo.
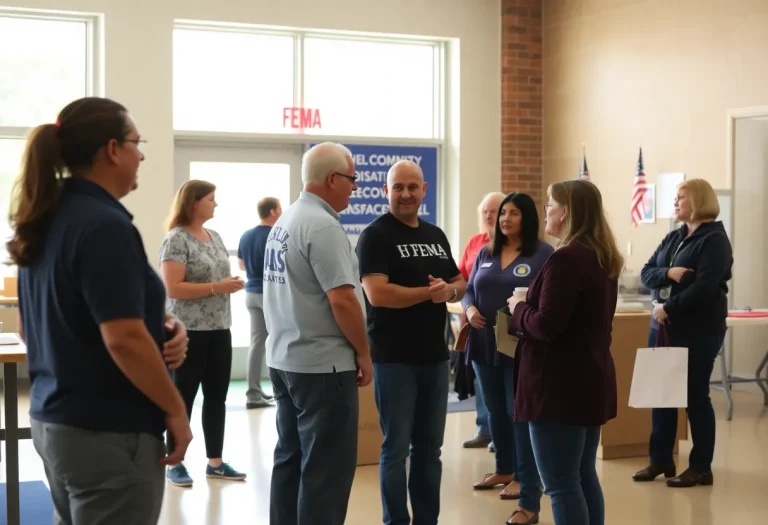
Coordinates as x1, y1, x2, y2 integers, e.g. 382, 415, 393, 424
312, 144, 438, 242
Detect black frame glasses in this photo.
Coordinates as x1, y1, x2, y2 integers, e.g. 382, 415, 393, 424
332, 172, 357, 183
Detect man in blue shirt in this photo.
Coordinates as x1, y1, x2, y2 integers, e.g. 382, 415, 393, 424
238, 197, 282, 408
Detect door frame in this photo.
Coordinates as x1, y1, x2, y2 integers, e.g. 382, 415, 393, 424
174, 141, 305, 202
173, 141, 304, 382
724, 105, 768, 381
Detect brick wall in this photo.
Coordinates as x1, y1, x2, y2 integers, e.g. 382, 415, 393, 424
501, 0, 543, 202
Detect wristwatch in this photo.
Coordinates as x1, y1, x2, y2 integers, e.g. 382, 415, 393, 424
450, 287, 458, 302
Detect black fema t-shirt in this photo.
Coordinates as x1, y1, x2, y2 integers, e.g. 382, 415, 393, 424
356, 213, 460, 365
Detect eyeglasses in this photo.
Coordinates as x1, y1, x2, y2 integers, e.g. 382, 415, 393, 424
333, 172, 357, 183
124, 138, 147, 147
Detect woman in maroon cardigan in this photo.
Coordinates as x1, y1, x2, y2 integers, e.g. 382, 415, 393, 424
506, 180, 623, 525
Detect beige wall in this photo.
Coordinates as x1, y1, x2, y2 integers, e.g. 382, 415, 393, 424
731, 117, 768, 387
4, 0, 502, 261
543, 0, 768, 273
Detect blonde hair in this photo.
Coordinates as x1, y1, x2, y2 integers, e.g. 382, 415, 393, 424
548, 180, 624, 279
476, 192, 505, 233
678, 178, 719, 221
165, 179, 216, 232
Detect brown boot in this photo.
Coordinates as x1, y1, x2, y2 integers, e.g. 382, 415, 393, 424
666, 468, 713, 487
463, 433, 492, 448
632, 461, 676, 482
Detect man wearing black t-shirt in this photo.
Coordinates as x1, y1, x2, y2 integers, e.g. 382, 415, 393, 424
356, 160, 465, 525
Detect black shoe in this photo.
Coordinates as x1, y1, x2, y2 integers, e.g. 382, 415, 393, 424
632, 461, 676, 482
666, 468, 713, 487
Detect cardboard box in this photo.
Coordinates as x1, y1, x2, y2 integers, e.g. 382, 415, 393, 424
3, 277, 17, 297
357, 384, 383, 466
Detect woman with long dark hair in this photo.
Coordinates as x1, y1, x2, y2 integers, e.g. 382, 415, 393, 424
462, 192, 553, 524
9, 97, 192, 524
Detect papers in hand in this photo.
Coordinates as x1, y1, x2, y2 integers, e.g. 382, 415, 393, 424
0, 334, 20, 345
494, 308, 519, 358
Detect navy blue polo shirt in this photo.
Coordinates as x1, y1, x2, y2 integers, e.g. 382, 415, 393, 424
238, 224, 272, 293
18, 177, 167, 438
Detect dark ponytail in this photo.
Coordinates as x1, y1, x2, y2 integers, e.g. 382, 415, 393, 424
7, 124, 64, 266
6, 97, 129, 267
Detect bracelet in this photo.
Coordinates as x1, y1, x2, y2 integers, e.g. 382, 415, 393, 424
450, 287, 458, 302
211, 283, 216, 296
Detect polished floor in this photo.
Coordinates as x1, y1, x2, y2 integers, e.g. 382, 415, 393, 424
4, 388, 768, 524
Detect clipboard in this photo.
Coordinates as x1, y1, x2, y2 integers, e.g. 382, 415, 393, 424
494, 307, 519, 358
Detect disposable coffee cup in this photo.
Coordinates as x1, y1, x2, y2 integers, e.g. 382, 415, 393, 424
513, 287, 528, 299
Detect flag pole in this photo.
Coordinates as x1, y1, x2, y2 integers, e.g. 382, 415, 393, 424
579, 143, 590, 181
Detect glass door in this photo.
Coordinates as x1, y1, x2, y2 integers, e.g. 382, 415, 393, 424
174, 143, 304, 381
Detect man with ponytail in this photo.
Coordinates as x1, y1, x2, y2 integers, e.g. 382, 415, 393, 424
8, 97, 192, 525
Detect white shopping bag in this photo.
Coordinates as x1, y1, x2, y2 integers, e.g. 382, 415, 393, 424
629, 345, 688, 408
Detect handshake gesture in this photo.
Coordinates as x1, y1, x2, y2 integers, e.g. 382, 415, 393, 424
427, 275, 454, 304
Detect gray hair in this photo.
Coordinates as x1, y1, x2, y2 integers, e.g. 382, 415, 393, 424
477, 191, 505, 233
302, 142, 353, 184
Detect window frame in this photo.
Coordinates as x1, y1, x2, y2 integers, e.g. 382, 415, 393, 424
0, 8, 102, 139
173, 20, 445, 141
0, 8, 101, 277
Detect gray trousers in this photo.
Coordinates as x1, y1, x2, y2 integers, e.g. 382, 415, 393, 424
246, 292, 267, 402
31, 419, 165, 525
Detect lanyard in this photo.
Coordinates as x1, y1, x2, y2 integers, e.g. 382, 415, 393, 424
667, 238, 686, 267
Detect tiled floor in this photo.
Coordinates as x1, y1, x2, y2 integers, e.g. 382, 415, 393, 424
4, 388, 768, 524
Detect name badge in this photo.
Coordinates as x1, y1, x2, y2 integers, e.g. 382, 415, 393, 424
480, 262, 493, 269
659, 287, 671, 300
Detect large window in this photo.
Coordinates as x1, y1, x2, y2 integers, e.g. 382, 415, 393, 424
0, 11, 97, 276
173, 28, 295, 134
303, 37, 438, 138
173, 24, 443, 139
0, 140, 25, 263
0, 15, 90, 127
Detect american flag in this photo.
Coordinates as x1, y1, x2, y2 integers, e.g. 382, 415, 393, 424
630, 148, 647, 227
579, 144, 590, 181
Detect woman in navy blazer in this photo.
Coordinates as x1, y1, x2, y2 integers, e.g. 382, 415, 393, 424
634, 178, 732, 488
463, 193, 553, 524
507, 180, 623, 525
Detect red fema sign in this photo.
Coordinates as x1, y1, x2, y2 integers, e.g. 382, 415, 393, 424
283, 107, 322, 130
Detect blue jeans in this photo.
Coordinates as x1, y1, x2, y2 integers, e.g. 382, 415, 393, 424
269, 367, 359, 525
374, 361, 449, 525
474, 378, 491, 436
473, 362, 542, 513
530, 422, 604, 525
